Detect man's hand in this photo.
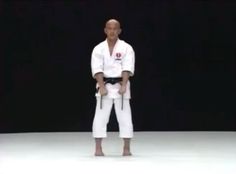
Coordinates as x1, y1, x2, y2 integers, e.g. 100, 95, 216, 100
119, 71, 129, 95
99, 86, 108, 96
118, 84, 126, 95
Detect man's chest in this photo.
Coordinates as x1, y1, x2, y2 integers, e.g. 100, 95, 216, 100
102, 47, 126, 62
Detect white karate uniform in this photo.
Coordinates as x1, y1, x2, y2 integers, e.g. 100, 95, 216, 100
91, 39, 135, 138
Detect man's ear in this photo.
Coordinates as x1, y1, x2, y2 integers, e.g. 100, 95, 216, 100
118, 28, 122, 35
104, 28, 107, 35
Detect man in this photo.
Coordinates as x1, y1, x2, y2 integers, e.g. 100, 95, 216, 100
91, 19, 135, 156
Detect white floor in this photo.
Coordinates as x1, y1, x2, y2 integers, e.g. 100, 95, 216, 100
0, 132, 236, 174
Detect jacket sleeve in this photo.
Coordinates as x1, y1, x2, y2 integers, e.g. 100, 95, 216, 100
122, 45, 135, 76
91, 47, 104, 78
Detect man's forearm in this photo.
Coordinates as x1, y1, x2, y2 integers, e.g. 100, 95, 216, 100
95, 73, 105, 87
121, 71, 130, 86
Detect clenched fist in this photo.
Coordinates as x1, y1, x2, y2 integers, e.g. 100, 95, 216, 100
118, 85, 126, 95
99, 86, 108, 96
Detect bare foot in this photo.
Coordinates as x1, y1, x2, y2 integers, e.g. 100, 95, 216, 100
95, 149, 104, 156
123, 149, 132, 156
94, 138, 104, 156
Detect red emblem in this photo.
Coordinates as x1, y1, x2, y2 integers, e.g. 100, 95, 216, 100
115, 53, 122, 59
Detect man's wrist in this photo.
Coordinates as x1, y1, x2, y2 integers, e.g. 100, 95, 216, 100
121, 82, 127, 86
99, 84, 106, 88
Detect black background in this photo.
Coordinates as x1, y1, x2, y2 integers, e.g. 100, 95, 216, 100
1, 1, 235, 132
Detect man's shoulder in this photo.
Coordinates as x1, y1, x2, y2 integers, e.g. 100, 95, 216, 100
92, 40, 106, 52
94, 40, 106, 48
119, 40, 133, 50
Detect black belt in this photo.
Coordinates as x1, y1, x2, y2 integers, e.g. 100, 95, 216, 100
104, 77, 122, 85
97, 77, 124, 110
96, 77, 122, 93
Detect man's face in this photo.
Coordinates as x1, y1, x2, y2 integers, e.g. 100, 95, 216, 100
104, 21, 121, 41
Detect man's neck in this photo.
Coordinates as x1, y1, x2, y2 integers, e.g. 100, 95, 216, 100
107, 38, 118, 47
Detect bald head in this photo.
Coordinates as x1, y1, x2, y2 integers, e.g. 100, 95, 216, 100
104, 19, 122, 42
105, 19, 121, 28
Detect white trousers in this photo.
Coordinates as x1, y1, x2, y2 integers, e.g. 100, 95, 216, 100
92, 97, 133, 138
